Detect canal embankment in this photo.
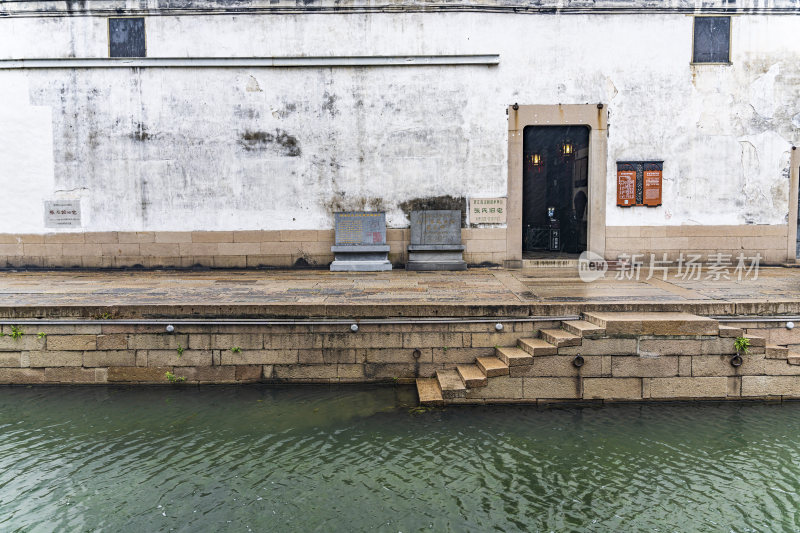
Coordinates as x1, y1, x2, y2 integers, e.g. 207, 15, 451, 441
2, 268, 800, 403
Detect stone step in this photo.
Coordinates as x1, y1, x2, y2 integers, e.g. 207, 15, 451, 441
540, 328, 582, 347
789, 355, 800, 366
583, 312, 718, 336
457, 364, 488, 388
562, 319, 606, 337
518, 338, 558, 356
495, 346, 534, 367
416, 378, 444, 406
436, 369, 467, 398
719, 324, 744, 338
476, 356, 509, 377
766, 345, 789, 359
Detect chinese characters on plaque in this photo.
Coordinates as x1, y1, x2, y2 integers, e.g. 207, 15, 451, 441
334, 211, 386, 245
330, 212, 392, 271
44, 200, 82, 228
469, 198, 506, 223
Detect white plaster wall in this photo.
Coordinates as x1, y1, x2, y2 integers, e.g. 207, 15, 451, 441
0, 71, 55, 233
0, 12, 798, 232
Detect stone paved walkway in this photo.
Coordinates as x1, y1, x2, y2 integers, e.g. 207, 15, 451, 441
0, 267, 798, 312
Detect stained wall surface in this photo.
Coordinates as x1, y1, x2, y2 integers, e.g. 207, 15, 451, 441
0, 1, 798, 257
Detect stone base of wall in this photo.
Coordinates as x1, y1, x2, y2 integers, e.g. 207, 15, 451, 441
0, 228, 507, 269
606, 225, 790, 264
2, 225, 790, 268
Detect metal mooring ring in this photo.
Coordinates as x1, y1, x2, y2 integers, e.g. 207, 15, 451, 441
572, 355, 585, 368
731, 355, 743, 367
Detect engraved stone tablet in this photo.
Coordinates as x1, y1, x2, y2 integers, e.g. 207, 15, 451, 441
331, 212, 391, 271
411, 210, 461, 246
407, 210, 466, 271
44, 200, 82, 228
334, 212, 386, 246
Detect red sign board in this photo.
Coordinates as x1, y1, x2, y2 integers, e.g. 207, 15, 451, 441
643, 170, 662, 206
617, 170, 636, 207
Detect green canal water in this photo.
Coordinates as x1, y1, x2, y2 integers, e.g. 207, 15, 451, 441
2, 386, 800, 532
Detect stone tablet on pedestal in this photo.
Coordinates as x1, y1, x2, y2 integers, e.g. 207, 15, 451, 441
407, 210, 467, 271
330, 212, 392, 271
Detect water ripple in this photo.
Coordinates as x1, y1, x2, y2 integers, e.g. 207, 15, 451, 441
2, 388, 800, 531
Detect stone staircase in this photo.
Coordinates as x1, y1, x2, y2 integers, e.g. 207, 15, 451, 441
416, 311, 800, 405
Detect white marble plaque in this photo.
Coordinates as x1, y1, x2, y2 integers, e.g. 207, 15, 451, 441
45, 200, 81, 228
469, 197, 506, 224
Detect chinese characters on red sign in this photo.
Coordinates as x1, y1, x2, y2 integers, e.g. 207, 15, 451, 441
616, 162, 663, 207
616, 170, 636, 206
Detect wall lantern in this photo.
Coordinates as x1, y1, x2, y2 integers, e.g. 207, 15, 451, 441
525, 153, 543, 169
560, 139, 574, 157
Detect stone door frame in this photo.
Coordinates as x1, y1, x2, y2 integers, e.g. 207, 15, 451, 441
505, 104, 608, 267
788, 146, 800, 262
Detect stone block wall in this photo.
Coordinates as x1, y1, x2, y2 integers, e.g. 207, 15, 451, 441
4, 318, 800, 403
0, 228, 506, 269
440, 319, 800, 404
605, 225, 789, 264
458, 334, 774, 403
1, 225, 789, 268
0, 320, 558, 385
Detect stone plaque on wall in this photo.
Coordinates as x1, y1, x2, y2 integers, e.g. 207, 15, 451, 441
407, 210, 466, 271
469, 198, 506, 224
334, 212, 386, 245
411, 210, 461, 246
44, 200, 81, 228
331, 212, 391, 271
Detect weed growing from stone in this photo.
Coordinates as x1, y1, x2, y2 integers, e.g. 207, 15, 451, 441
165, 371, 186, 383
231, 346, 241, 353
10, 326, 24, 340
176, 345, 184, 357
37, 332, 46, 339
734, 336, 751, 354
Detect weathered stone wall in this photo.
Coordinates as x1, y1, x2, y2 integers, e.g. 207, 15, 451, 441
4, 319, 800, 405
0, 320, 559, 385
431, 317, 800, 404
461, 331, 775, 403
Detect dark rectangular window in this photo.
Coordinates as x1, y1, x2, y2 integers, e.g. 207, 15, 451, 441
109, 18, 146, 58
693, 16, 730, 63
